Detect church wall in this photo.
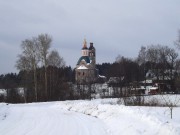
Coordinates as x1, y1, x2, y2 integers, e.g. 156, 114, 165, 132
75, 68, 97, 83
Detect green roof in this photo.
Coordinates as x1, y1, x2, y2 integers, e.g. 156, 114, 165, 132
77, 56, 90, 65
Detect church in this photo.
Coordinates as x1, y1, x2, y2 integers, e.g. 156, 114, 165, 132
75, 39, 98, 83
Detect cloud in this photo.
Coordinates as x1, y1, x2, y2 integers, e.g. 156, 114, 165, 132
0, 0, 180, 74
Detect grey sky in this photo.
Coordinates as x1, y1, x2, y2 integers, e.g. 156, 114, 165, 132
0, 0, 180, 74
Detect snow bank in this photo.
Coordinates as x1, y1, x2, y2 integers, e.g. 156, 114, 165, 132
58, 99, 180, 135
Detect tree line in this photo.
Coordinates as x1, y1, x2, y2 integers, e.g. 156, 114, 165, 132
1, 32, 180, 103
0, 34, 75, 103
97, 44, 180, 94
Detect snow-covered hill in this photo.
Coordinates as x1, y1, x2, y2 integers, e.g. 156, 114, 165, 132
0, 97, 180, 135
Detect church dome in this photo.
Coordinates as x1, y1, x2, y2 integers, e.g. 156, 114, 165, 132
89, 42, 95, 50
77, 56, 90, 65
82, 39, 88, 50
82, 42, 88, 49
82, 46, 88, 50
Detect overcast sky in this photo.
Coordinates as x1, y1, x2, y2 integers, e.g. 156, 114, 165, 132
0, 0, 180, 74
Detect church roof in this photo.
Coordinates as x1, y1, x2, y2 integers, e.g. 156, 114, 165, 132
77, 65, 88, 69
77, 56, 90, 65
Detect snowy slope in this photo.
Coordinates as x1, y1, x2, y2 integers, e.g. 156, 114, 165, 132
0, 97, 180, 135
0, 103, 108, 135
58, 100, 180, 135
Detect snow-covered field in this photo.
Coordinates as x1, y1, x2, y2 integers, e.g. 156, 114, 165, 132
0, 95, 180, 135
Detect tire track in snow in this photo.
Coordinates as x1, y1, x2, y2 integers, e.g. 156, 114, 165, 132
0, 103, 108, 135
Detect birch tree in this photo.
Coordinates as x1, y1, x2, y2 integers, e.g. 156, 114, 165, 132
47, 50, 65, 68
16, 39, 39, 102
37, 34, 52, 100
47, 50, 65, 100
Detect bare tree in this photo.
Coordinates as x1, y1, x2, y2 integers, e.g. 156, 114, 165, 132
137, 46, 147, 65
158, 46, 170, 85
47, 50, 65, 100
47, 50, 65, 68
16, 39, 39, 102
174, 59, 180, 72
15, 55, 30, 103
161, 94, 180, 119
146, 45, 166, 80
167, 48, 178, 84
146, 45, 160, 71
174, 30, 180, 50
16, 55, 31, 71
137, 46, 147, 90
37, 34, 52, 100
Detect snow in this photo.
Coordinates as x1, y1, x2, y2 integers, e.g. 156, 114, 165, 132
99, 75, 106, 78
59, 98, 180, 135
0, 95, 180, 135
0, 103, 108, 135
77, 65, 88, 69
0, 89, 7, 96
140, 80, 153, 84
